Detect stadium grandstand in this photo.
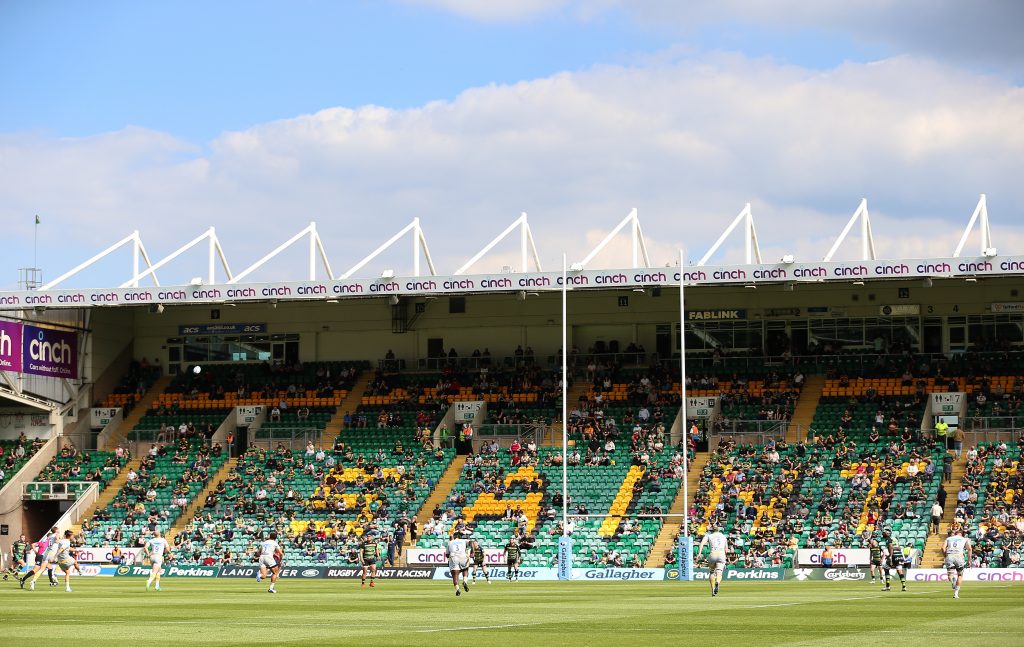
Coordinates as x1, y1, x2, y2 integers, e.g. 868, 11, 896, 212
0, 200, 1021, 601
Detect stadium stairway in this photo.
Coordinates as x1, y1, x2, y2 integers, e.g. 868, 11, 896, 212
407, 455, 467, 562
102, 375, 174, 451
920, 453, 968, 568
70, 457, 142, 533
168, 457, 238, 543
788, 375, 824, 442
645, 451, 710, 567
543, 380, 591, 447
318, 371, 374, 449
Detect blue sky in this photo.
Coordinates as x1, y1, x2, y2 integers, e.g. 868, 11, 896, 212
1, 1, 1022, 289
1, 1, 887, 141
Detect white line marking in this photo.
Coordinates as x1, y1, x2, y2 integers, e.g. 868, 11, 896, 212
415, 623, 540, 633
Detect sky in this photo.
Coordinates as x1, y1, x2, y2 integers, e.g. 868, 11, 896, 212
1, 0, 1022, 289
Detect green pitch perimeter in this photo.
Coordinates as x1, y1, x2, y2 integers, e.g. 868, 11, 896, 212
1, 579, 1021, 646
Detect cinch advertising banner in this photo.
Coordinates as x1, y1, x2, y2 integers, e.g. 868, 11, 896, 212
21, 324, 78, 378
0, 320, 22, 372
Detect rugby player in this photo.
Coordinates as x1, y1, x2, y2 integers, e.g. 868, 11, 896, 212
867, 538, 883, 584
144, 528, 172, 591
360, 532, 381, 588
52, 530, 82, 593
20, 527, 59, 590
469, 539, 491, 584
255, 531, 283, 594
446, 531, 471, 596
943, 526, 972, 599
698, 525, 728, 597
504, 536, 521, 582
3, 534, 28, 581
881, 532, 907, 592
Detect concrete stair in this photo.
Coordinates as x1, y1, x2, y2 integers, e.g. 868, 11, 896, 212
319, 372, 374, 449
789, 375, 824, 442
103, 375, 174, 450
543, 380, 591, 447
646, 451, 710, 567
167, 457, 238, 543
70, 458, 142, 533
407, 455, 467, 559
920, 454, 968, 567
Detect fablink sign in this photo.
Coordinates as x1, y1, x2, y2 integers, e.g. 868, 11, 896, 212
0, 321, 78, 378
2, 255, 1023, 310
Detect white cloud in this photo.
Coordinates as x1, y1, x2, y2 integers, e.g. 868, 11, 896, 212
1, 52, 1022, 289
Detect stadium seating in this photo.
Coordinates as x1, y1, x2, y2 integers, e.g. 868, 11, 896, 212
97, 362, 163, 410
0, 437, 43, 487
31, 448, 127, 493
77, 440, 227, 546
957, 441, 1022, 567
174, 430, 455, 566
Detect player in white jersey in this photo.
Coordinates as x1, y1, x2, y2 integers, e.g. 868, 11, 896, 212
943, 527, 972, 599
255, 531, 283, 593
144, 529, 172, 591
698, 526, 728, 597
446, 531, 471, 596
49, 530, 82, 592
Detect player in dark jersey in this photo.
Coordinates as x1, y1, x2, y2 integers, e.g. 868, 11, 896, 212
504, 538, 521, 582
360, 533, 381, 588
882, 535, 907, 592
469, 539, 490, 584
868, 539, 883, 584
4, 535, 29, 581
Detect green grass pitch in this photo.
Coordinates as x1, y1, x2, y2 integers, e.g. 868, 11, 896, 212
1, 579, 1021, 646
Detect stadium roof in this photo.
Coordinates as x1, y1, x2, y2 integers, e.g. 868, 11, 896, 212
0, 194, 1017, 312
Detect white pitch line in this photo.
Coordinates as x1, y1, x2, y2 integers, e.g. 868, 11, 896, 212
415, 622, 541, 633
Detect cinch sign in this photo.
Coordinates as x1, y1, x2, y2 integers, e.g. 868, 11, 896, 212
0, 320, 21, 372
22, 324, 78, 378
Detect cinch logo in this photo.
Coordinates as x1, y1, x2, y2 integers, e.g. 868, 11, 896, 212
158, 290, 187, 300
958, 261, 992, 273
333, 283, 363, 294
192, 289, 222, 299
123, 291, 152, 301
260, 286, 289, 297
90, 292, 118, 303
674, 270, 707, 282
57, 293, 85, 303
753, 268, 787, 279
713, 269, 746, 280
29, 331, 72, 365
633, 272, 666, 283
227, 287, 256, 298
833, 265, 867, 277
1000, 261, 1024, 271
25, 294, 52, 304
596, 273, 627, 285
794, 267, 826, 278
297, 285, 326, 295
369, 281, 399, 293
874, 264, 909, 275
0, 296, 21, 305
518, 276, 550, 287
480, 278, 512, 288
916, 262, 951, 273
443, 279, 475, 290
557, 275, 589, 286
406, 280, 436, 291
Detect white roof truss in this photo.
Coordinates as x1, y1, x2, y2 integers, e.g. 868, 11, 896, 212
454, 212, 543, 275
339, 217, 436, 279
571, 208, 650, 271
953, 194, 995, 258
229, 222, 333, 284
823, 198, 876, 262
697, 203, 763, 266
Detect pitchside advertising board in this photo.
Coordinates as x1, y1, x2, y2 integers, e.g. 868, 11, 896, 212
797, 548, 870, 566
115, 565, 437, 579
431, 567, 664, 581
3, 255, 1024, 311
0, 320, 78, 378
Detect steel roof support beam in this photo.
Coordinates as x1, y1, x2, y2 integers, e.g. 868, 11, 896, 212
229, 222, 332, 284
453, 213, 543, 275
572, 208, 650, 271
823, 198, 876, 262
40, 231, 156, 290
340, 218, 436, 279
120, 227, 235, 288
697, 203, 763, 266
953, 194, 995, 257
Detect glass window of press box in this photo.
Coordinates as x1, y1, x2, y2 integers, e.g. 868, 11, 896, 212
165, 334, 299, 372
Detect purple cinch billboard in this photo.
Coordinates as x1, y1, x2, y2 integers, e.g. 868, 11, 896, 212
21, 324, 78, 378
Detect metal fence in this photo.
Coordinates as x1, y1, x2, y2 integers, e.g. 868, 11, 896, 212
246, 427, 322, 452
966, 416, 1024, 433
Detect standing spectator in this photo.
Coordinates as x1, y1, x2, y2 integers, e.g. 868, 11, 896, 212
930, 501, 943, 534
